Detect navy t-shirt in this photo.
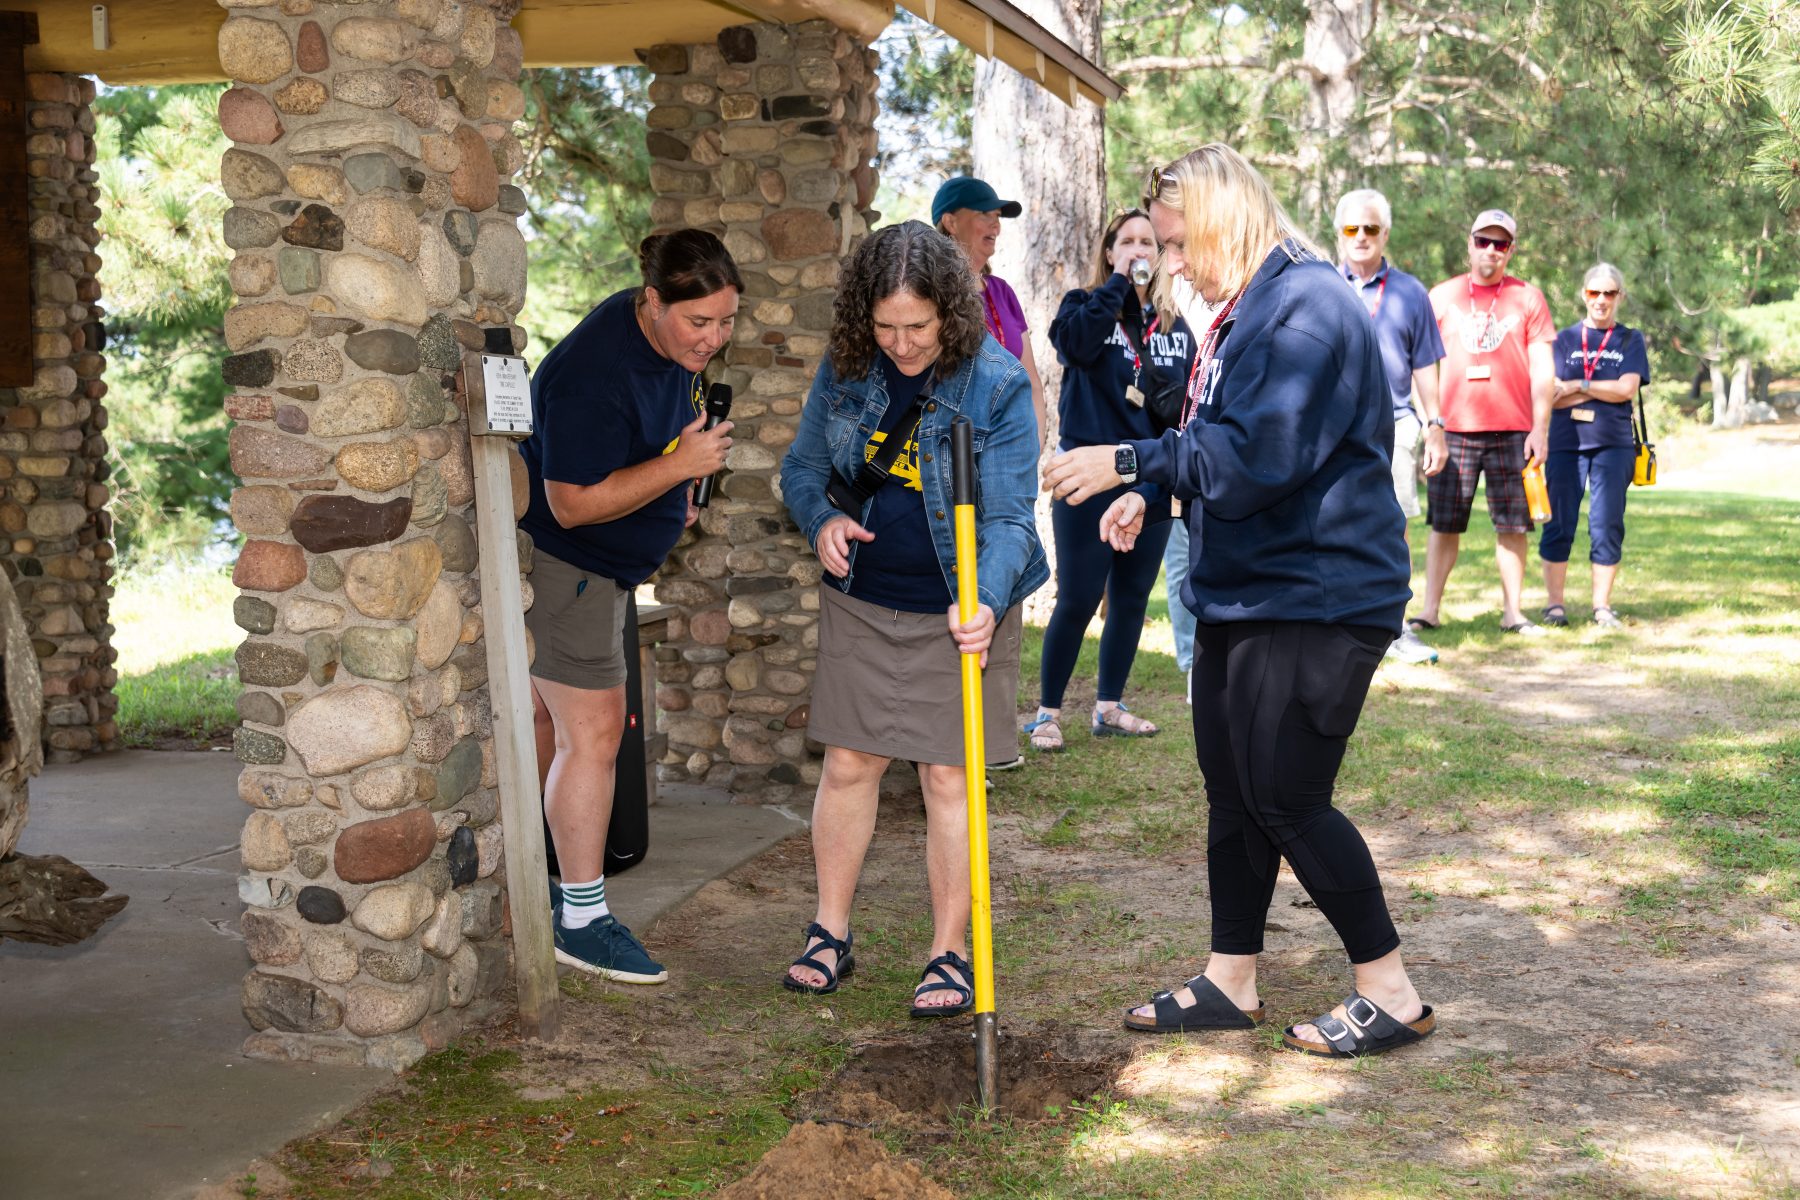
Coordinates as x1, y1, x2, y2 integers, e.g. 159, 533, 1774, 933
1550, 321, 1650, 451
1342, 260, 1445, 421
839, 354, 949, 614
518, 289, 703, 586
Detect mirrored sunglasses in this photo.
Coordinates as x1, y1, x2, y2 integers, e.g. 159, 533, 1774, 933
1584, 288, 1620, 298
1341, 224, 1383, 237
1472, 234, 1513, 251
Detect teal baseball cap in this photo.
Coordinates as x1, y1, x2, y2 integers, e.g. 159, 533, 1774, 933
930, 176, 1023, 224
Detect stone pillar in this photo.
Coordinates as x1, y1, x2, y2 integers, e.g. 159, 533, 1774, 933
2, 72, 118, 763
643, 21, 878, 796
216, 0, 530, 1068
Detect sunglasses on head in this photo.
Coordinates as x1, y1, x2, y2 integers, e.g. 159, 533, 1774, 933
1472, 234, 1513, 251
1145, 167, 1176, 206
1341, 224, 1383, 237
1584, 288, 1620, 298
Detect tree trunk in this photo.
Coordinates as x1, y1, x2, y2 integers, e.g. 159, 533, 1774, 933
1295, 0, 1372, 224
1731, 356, 1753, 422
972, 0, 1105, 624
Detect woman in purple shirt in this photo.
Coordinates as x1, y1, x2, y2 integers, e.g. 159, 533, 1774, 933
932, 176, 1046, 443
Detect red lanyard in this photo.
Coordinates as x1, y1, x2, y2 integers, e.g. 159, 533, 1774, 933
1181, 294, 1241, 428
1580, 323, 1615, 386
982, 281, 1003, 341
1127, 315, 1161, 371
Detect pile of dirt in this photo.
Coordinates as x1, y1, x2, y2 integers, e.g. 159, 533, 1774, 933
715, 1121, 958, 1200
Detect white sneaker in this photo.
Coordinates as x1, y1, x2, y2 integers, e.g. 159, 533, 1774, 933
1384, 628, 1439, 665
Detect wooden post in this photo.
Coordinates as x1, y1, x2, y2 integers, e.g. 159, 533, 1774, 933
0, 13, 40, 387
464, 353, 558, 1042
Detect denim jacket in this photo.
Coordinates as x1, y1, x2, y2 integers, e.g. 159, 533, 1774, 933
780, 336, 1048, 615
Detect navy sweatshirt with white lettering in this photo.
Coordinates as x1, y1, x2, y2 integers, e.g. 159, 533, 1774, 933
1049, 272, 1195, 450
1129, 245, 1410, 632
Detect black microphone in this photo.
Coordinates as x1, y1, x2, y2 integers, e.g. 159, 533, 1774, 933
693, 382, 732, 508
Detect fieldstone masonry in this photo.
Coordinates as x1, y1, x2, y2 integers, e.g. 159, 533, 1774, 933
216, 0, 531, 1068
4, 73, 118, 763
642, 22, 879, 795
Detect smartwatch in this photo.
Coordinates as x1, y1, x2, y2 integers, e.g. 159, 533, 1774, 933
1427, 417, 1446, 429
1114, 443, 1139, 484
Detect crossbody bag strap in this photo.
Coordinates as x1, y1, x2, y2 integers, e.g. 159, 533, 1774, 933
850, 393, 929, 493
1635, 386, 1651, 443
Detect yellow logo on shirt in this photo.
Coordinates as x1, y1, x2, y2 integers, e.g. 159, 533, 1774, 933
662, 375, 707, 456
864, 426, 923, 491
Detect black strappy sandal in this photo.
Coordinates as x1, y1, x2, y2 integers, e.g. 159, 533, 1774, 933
781, 922, 854, 996
1282, 989, 1436, 1058
1405, 616, 1441, 632
1123, 973, 1265, 1033
909, 950, 973, 1018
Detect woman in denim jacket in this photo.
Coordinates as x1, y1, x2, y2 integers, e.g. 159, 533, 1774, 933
778, 221, 1046, 1016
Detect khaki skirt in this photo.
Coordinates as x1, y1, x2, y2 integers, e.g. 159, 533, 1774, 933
808, 585, 1022, 767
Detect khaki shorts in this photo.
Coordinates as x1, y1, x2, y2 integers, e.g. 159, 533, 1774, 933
808, 585, 1023, 768
1391, 410, 1422, 519
524, 550, 629, 690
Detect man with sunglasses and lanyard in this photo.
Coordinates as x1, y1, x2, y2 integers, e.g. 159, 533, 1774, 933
1336, 189, 1447, 664
1417, 210, 1555, 636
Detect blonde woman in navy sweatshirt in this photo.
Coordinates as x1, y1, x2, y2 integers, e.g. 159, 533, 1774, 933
1047, 145, 1435, 1060
1023, 209, 1195, 753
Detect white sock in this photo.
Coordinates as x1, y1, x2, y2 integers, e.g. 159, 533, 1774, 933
558, 876, 609, 929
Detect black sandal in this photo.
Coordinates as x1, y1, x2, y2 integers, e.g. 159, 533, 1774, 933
781, 922, 854, 995
1123, 973, 1264, 1033
1282, 990, 1436, 1058
1405, 616, 1441, 632
909, 950, 973, 1018
1541, 604, 1569, 628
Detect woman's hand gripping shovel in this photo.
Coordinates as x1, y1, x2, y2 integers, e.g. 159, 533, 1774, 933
951, 416, 1000, 1114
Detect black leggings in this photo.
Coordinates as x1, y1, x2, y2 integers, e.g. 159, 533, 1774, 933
1038, 486, 1173, 708
1191, 621, 1400, 964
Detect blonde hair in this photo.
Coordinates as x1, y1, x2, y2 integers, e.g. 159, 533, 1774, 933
1144, 144, 1325, 303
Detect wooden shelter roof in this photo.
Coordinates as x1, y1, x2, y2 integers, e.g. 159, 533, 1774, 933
16, 0, 1119, 104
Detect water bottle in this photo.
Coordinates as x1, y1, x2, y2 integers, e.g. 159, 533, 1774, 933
1522, 461, 1552, 522
1130, 258, 1152, 287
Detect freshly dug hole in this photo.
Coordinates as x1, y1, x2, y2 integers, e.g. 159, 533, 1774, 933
805, 1024, 1129, 1124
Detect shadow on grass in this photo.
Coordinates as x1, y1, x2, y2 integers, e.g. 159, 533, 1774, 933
114, 646, 237, 748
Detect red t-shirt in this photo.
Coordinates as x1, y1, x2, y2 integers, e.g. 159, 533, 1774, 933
1429, 273, 1554, 432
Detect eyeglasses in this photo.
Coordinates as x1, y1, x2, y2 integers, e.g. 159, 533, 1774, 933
1472, 234, 1513, 251
1341, 224, 1383, 237
1145, 167, 1176, 205
1584, 288, 1620, 298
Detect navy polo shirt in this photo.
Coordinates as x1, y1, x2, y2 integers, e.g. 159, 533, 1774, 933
1550, 321, 1651, 452
518, 289, 703, 586
840, 354, 950, 614
1342, 259, 1444, 421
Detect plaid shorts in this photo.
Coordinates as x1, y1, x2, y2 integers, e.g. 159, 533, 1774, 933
1427, 430, 1533, 534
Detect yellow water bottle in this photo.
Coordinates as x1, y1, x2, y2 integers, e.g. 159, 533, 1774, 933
1522, 460, 1552, 523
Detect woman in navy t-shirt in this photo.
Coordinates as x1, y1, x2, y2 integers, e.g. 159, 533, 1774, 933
518, 230, 739, 986
1539, 263, 1650, 629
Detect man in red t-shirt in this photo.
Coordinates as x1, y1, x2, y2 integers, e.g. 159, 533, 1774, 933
1415, 210, 1555, 635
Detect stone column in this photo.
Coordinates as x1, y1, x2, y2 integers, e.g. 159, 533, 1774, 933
217, 0, 530, 1069
643, 21, 878, 796
2, 72, 117, 763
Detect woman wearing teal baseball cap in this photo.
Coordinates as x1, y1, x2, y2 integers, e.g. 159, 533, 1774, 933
933, 176, 1045, 443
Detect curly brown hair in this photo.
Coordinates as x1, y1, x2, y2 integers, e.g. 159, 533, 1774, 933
828, 221, 988, 381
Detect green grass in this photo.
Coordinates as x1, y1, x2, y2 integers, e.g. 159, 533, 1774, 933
110, 556, 238, 746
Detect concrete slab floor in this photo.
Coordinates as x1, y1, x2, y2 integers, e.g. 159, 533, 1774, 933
0, 751, 806, 1200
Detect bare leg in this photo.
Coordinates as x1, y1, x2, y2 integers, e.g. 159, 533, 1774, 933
914, 762, 974, 1008
1495, 531, 1529, 626
1542, 559, 1569, 610
787, 746, 887, 989
1287, 948, 1424, 1043
533, 684, 556, 794
533, 677, 625, 886
1421, 531, 1460, 624
1592, 562, 1620, 610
